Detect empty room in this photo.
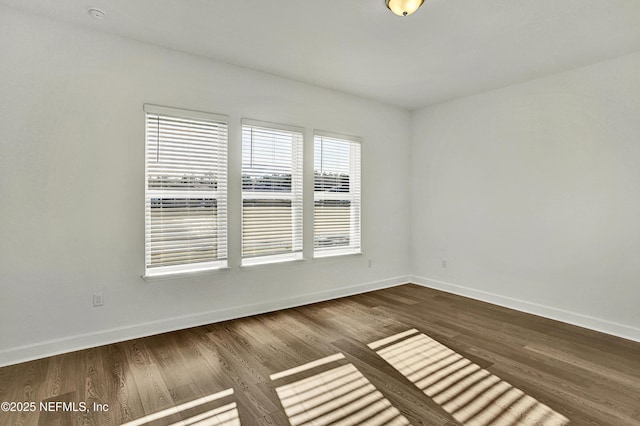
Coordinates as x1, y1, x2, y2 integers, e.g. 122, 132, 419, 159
1, 0, 639, 425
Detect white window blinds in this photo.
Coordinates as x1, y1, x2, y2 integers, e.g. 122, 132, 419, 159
242, 120, 303, 266
314, 132, 361, 257
144, 105, 228, 276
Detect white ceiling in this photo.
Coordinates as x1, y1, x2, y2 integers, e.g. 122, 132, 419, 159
3, 0, 640, 109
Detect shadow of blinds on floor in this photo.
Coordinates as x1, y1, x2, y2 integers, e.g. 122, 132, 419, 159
271, 353, 410, 426
121, 388, 240, 426
369, 329, 569, 426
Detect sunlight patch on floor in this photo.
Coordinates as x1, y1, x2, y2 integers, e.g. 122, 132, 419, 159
121, 388, 240, 426
273, 355, 410, 425
369, 329, 569, 426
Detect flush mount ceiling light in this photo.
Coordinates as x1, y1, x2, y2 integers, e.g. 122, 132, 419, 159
385, 0, 424, 16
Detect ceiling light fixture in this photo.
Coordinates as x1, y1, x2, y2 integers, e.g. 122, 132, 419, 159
385, 0, 424, 17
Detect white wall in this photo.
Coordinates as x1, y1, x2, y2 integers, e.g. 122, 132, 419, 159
411, 52, 640, 340
0, 7, 412, 366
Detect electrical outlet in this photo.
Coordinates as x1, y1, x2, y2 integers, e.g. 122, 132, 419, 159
93, 292, 104, 307
368, 259, 372, 267
441, 259, 447, 268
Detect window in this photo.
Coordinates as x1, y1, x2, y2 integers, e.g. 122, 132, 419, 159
242, 120, 303, 266
314, 132, 361, 257
144, 105, 228, 277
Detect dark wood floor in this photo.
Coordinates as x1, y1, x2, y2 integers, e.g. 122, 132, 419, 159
1, 284, 640, 425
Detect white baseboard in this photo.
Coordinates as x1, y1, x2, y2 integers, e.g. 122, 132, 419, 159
411, 275, 640, 343
0, 275, 410, 367
4, 274, 637, 367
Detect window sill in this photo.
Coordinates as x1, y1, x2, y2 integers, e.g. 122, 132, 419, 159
313, 250, 363, 260
142, 267, 231, 282
240, 258, 306, 270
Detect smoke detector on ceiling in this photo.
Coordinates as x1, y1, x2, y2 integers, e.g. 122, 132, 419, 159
87, 8, 106, 19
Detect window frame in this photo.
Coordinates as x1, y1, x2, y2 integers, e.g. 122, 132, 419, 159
241, 119, 304, 267
143, 104, 229, 278
313, 131, 362, 258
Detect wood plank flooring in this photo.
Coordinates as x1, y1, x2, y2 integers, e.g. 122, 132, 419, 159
1, 284, 639, 425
